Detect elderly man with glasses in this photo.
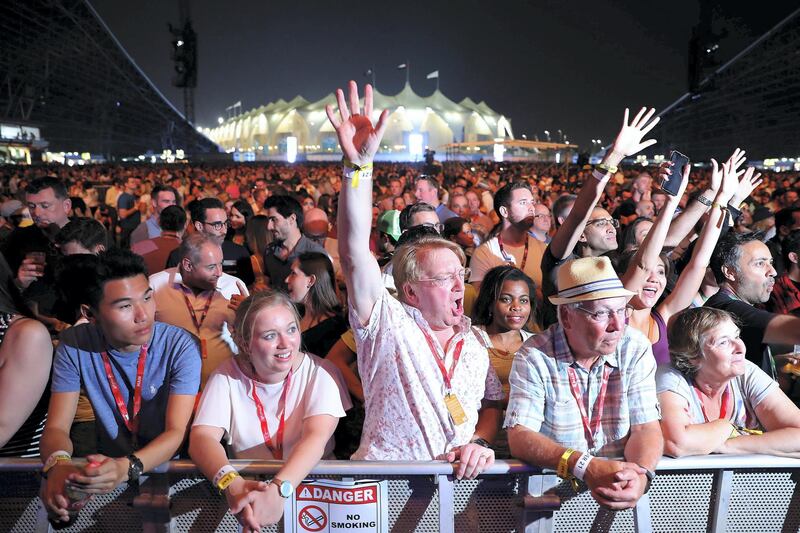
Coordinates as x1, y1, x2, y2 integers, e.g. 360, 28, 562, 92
507, 256, 663, 510
326, 81, 504, 479
166, 198, 254, 286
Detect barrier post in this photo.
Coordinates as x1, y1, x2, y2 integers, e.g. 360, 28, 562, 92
134, 474, 173, 533
522, 473, 559, 533
436, 474, 455, 533
633, 493, 653, 533
708, 469, 733, 533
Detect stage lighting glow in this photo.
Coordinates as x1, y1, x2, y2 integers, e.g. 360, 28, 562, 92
409, 133, 423, 157
286, 136, 297, 163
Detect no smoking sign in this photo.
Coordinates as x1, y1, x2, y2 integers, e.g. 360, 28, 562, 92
298, 504, 327, 531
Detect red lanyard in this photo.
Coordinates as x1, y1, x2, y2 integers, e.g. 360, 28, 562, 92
180, 287, 214, 333
100, 345, 148, 434
693, 384, 731, 422
567, 364, 612, 449
417, 324, 464, 390
498, 234, 529, 271
250, 372, 293, 460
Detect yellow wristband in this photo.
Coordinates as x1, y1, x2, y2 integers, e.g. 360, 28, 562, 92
712, 202, 728, 212
342, 157, 373, 189
42, 454, 72, 475
216, 471, 241, 492
729, 423, 739, 439
557, 448, 576, 479
595, 163, 618, 174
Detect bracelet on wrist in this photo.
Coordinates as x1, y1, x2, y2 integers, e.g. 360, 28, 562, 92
595, 163, 618, 175
42, 451, 72, 478
572, 452, 594, 481
696, 195, 712, 207
342, 157, 373, 188
470, 437, 492, 449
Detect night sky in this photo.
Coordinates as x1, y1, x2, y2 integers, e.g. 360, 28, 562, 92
90, 0, 794, 151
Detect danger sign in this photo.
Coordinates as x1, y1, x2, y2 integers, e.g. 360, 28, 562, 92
298, 505, 327, 532
289, 479, 388, 533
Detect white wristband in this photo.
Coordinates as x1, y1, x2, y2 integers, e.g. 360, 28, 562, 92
213, 464, 237, 487
591, 169, 608, 182
572, 452, 594, 481
343, 166, 373, 181
44, 450, 72, 466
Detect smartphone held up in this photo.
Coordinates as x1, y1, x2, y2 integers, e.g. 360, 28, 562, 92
660, 150, 690, 196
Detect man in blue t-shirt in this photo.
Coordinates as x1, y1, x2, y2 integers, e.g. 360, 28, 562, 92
39, 249, 200, 525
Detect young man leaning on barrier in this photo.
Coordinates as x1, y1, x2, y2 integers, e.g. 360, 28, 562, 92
506, 256, 663, 510
326, 81, 504, 479
38, 249, 200, 524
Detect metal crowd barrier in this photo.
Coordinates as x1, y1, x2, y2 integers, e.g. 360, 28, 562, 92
1, 455, 799, 532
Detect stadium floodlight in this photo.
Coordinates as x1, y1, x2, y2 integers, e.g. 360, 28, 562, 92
286, 136, 297, 163
217, 117, 224, 125
409, 133, 423, 157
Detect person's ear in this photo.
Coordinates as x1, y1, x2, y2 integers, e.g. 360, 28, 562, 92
181, 257, 193, 272
193, 220, 203, 233
498, 205, 509, 219
402, 282, 418, 306
91, 244, 106, 255
789, 251, 799, 265
80, 304, 95, 323
307, 274, 316, 289
721, 264, 737, 283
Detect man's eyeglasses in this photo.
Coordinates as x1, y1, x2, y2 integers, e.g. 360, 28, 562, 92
417, 222, 444, 233
203, 220, 229, 231
414, 268, 471, 287
574, 304, 632, 323
586, 218, 619, 229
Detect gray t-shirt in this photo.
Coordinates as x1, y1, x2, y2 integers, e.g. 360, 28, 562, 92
656, 361, 777, 429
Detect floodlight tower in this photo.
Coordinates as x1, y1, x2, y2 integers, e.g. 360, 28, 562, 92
169, 0, 197, 124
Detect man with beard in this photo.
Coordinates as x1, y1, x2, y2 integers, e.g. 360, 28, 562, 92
468, 182, 546, 290
150, 234, 247, 387
262, 195, 326, 292
166, 198, 254, 286
706, 231, 800, 380
507, 256, 662, 510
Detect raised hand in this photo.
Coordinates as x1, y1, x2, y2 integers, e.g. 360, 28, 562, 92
325, 81, 389, 166
729, 166, 763, 207
608, 107, 660, 161
715, 148, 748, 203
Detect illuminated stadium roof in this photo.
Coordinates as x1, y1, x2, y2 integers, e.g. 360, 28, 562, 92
204, 83, 514, 161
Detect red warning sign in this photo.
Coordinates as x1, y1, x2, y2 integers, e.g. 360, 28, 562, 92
298, 504, 327, 532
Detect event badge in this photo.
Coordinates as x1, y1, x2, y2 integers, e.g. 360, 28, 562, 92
444, 393, 467, 425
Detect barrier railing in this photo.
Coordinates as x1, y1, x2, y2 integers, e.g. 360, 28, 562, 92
1, 455, 799, 532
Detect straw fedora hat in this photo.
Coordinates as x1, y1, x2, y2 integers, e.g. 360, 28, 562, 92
548, 256, 635, 305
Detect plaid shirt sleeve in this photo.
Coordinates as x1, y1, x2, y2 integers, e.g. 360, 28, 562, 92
504, 345, 546, 431
624, 338, 661, 426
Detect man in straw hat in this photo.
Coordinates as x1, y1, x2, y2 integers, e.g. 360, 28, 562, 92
506, 256, 663, 509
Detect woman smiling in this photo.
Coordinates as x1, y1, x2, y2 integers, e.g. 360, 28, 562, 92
189, 291, 350, 531
657, 307, 800, 458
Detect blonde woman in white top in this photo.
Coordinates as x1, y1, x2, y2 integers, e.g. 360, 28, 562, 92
189, 291, 350, 532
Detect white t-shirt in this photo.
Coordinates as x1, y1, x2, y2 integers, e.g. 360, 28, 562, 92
469, 234, 546, 288
193, 355, 351, 459
656, 360, 777, 429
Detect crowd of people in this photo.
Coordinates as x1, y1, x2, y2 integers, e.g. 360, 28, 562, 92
2, 81, 800, 529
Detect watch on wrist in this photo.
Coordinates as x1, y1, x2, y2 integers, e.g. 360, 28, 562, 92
272, 477, 294, 498
127, 454, 144, 483
640, 465, 656, 493
470, 438, 492, 449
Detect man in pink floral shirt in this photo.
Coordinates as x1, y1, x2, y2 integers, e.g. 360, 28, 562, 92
326, 81, 503, 479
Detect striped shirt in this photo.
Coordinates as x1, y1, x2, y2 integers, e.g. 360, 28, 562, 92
504, 323, 659, 458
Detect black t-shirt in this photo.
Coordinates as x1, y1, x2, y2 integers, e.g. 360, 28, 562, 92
302, 314, 348, 357
704, 291, 776, 377
540, 245, 576, 328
